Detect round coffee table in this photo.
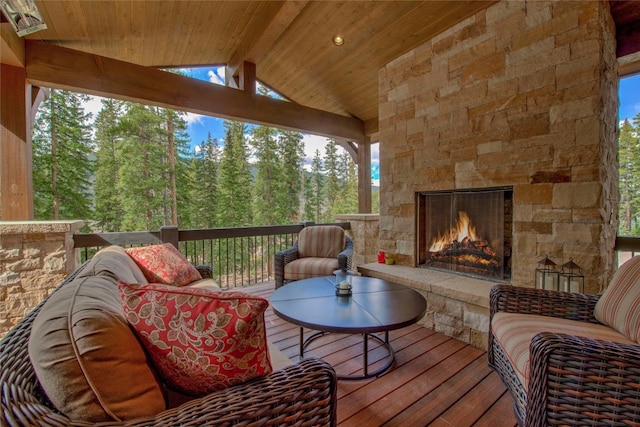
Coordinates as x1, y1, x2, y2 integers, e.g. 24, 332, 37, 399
270, 275, 427, 380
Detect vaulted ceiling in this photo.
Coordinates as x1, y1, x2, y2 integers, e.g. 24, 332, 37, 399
5, 1, 640, 135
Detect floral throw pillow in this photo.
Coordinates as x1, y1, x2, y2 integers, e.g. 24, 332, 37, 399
118, 281, 272, 396
125, 243, 202, 287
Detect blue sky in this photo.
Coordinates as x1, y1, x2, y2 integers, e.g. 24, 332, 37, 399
619, 74, 640, 121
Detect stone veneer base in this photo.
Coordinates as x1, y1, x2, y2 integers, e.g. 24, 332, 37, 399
357, 263, 496, 351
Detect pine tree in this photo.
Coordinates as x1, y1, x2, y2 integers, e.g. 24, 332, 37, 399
619, 117, 640, 235
278, 130, 305, 223
190, 132, 220, 228
117, 103, 166, 231
94, 98, 125, 231
32, 89, 93, 220
305, 149, 324, 222
251, 124, 281, 225
332, 152, 358, 214
218, 121, 253, 227
322, 140, 341, 221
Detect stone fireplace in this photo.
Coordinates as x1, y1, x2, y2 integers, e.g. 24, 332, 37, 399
416, 188, 512, 281
377, 0, 619, 295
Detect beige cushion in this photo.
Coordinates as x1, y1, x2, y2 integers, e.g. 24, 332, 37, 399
492, 312, 634, 389
298, 225, 345, 258
28, 250, 165, 422
188, 277, 221, 291
284, 257, 340, 281
75, 245, 148, 284
594, 255, 640, 343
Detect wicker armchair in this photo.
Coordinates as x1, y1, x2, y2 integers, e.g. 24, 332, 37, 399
1, 264, 338, 427
488, 284, 640, 427
274, 225, 353, 288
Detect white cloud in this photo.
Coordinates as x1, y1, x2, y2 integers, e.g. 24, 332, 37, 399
185, 112, 204, 125
207, 68, 225, 85
82, 95, 104, 117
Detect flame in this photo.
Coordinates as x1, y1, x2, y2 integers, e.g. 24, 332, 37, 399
429, 211, 479, 252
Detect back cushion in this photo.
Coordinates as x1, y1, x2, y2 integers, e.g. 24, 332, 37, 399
594, 255, 640, 343
28, 265, 165, 421
76, 245, 148, 284
298, 226, 346, 258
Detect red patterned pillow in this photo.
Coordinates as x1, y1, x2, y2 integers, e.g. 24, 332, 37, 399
117, 281, 272, 396
125, 243, 202, 287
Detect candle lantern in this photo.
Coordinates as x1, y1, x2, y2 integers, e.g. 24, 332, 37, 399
559, 259, 584, 293
535, 256, 559, 291
334, 269, 353, 296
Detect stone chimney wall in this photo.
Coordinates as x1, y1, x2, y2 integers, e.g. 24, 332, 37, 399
0, 221, 83, 338
378, 0, 618, 294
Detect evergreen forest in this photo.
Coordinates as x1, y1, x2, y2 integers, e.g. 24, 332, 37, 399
618, 114, 640, 236
32, 89, 380, 233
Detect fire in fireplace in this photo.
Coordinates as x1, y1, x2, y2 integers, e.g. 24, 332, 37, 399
416, 188, 512, 281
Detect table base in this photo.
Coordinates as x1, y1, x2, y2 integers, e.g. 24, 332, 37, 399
299, 327, 395, 380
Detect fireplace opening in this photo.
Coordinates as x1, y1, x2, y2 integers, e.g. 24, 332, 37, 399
416, 187, 512, 281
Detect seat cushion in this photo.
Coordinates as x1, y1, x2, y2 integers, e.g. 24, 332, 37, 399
297, 225, 345, 258
491, 312, 634, 389
284, 257, 340, 281
118, 281, 272, 396
28, 273, 165, 422
125, 243, 202, 287
594, 255, 640, 343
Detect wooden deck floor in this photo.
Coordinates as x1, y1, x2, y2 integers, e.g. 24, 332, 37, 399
246, 283, 518, 427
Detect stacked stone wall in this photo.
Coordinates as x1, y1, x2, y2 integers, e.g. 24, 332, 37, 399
0, 221, 82, 338
379, 0, 618, 293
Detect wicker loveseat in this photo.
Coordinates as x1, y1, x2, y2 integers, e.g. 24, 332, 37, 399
1, 245, 337, 426
488, 256, 640, 427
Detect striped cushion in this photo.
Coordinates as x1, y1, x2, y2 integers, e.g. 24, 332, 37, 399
492, 312, 633, 389
594, 255, 640, 343
298, 226, 346, 258
284, 257, 340, 281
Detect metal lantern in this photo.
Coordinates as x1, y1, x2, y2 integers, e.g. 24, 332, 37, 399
535, 256, 559, 291
559, 259, 584, 293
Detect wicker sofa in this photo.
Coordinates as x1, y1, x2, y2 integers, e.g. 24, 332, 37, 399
488, 256, 640, 427
0, 245, 337, 426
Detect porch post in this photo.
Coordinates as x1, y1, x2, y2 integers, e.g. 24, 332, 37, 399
357, 141, 372, 213
0, 63, 33, 220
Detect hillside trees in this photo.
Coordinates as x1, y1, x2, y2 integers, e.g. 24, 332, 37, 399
619, 115, 640, 235
32, 89, 93, 221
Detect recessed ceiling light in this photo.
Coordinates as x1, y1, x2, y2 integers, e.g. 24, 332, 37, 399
333, 35, 344, 46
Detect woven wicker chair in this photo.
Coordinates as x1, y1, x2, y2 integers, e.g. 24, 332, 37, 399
0, 264, 338, 427
274, 225, 353, 288
488, 284, 640, 427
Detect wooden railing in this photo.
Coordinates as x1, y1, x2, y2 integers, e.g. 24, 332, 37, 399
615, 235, 640, 265
73, 222, 350, 289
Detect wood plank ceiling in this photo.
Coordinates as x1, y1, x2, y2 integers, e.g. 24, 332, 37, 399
15, 0, 640, 128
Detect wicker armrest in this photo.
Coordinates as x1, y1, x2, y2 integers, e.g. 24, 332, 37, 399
526, 332, 640, 427
338, 237, 354, 270
195, 265, 212, 279
123, 357, 337, 427
490, 284, 600, 323
274, 244, 300, 288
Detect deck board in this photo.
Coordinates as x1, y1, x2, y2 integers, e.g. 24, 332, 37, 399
244, 283, 518, 427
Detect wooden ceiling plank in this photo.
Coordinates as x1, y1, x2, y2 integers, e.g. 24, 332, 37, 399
25, 41, 364, 142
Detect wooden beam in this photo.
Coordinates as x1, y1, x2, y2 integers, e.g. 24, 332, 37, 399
26, 41, 364, 141
357, 142, 372, 213
0, 23, 24, 66
1, 64, 33, 219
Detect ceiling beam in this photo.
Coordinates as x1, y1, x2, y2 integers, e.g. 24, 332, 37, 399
25, 41, 364, 141
1, 23, 24, 67
226, 1, 309, 79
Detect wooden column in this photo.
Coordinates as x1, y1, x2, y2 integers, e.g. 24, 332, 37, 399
1, 64, 33, 219
357, 141, 372, 213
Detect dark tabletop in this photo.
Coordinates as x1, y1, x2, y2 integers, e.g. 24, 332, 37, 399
270, 276, 427, 334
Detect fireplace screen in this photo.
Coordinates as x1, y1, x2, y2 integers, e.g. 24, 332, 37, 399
416, 188, 512, 281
